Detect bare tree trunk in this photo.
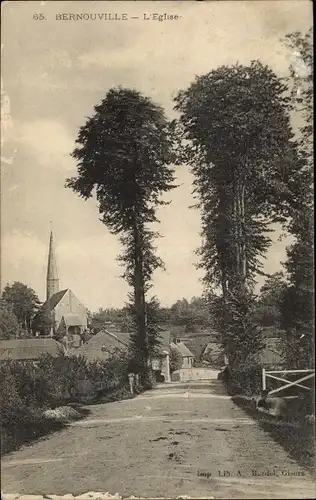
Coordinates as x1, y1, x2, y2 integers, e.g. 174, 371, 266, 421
234, 166, 247, 290
133, 220, 149, 384
240, 183, 246, 281
239, 179, 247, 289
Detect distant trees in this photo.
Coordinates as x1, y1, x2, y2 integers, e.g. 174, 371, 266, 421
1, 282, 41, 333
169, 297, 210, 332
89, 307, 128, 332
254, 272, 287, 329
67, 87, 176, 385
174, 61, 303, 366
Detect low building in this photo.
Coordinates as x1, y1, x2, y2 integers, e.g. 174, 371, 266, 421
170, 339, 195, 368
0, 338, 65, 364
69, 329, 129, 362
177, 330, 220, 360
201, 341, 225, 368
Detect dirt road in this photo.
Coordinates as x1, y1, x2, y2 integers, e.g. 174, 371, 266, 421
2, 380, 315, 499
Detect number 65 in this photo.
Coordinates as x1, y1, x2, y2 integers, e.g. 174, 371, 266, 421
33, 13, 45, 20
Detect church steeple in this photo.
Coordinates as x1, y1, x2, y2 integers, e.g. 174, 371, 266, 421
46, 227, 59, 301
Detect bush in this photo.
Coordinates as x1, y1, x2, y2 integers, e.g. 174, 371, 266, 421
224, 363, 262, 396
170, 346, 183, 373
0, 349, 132, 454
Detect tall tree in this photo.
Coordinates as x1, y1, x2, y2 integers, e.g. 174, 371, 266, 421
279, 29, 313, 368
32, 307, 55, 336
174, 61, 302, 366
67, 88, 176, 384
1, 282, 41, 332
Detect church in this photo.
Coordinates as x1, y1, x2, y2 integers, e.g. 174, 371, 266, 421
36, 230, 87, 346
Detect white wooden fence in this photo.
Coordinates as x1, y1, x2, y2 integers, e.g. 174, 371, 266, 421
262, 368, 315, 395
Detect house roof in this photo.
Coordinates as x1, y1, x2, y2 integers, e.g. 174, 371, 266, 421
69, 329, 128, 361
170, 341, 194, 358
202, 342, 223, 356
0, 338, 65, 361
42, 289, 68, 311
171, 332, 218, 359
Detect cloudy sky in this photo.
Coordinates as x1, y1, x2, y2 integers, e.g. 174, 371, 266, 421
1, 0, 312, 311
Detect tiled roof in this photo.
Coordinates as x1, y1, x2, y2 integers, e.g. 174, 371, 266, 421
170, 341, 194, 358
42, 289, 68, 311
70, 330, 128, 362
0, 338, 65, 361
72, 327, 171, 362
202, 342, 222, 356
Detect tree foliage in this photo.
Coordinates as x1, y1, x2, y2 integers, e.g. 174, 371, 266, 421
125, 295, 165, 371
1, 282, 41, 332
67, 87, 176, 382
279, 30, 313, 368
169, 345, 183, 373
169, 297, 210, 332
89, 307, 129, 332
254, 272, 287, 329
32, 308, 55, 336
0, 302, 21, 339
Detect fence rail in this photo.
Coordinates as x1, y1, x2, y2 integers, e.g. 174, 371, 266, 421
262, 368, 315, 395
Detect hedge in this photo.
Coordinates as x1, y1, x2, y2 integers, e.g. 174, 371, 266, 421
0, 349, 135, 454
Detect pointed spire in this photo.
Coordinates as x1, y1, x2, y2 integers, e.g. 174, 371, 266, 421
46, 225, 59, 301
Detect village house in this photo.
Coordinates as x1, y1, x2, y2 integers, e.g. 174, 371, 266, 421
0, 338, 65, 365
170, 338, 195, 368
201, 341, 225, 368
69, 329, 129, 361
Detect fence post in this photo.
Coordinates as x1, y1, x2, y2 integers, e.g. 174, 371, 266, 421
262, 368, 266, 391
128, 373, 134, 395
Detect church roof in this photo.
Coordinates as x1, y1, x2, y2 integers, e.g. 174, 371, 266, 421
0, 338, 65, 361
42, 289, 68, 311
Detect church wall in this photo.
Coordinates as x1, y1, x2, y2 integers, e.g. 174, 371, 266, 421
54, 290, 87, 329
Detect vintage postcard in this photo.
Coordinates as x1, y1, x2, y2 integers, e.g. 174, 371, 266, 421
1, 1, 314, 499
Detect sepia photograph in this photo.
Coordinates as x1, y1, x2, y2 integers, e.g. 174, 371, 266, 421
0, 1, 314, 499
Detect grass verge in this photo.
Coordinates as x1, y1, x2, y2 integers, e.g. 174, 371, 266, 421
232, 395, 315, 471
1, 406, 90, 456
